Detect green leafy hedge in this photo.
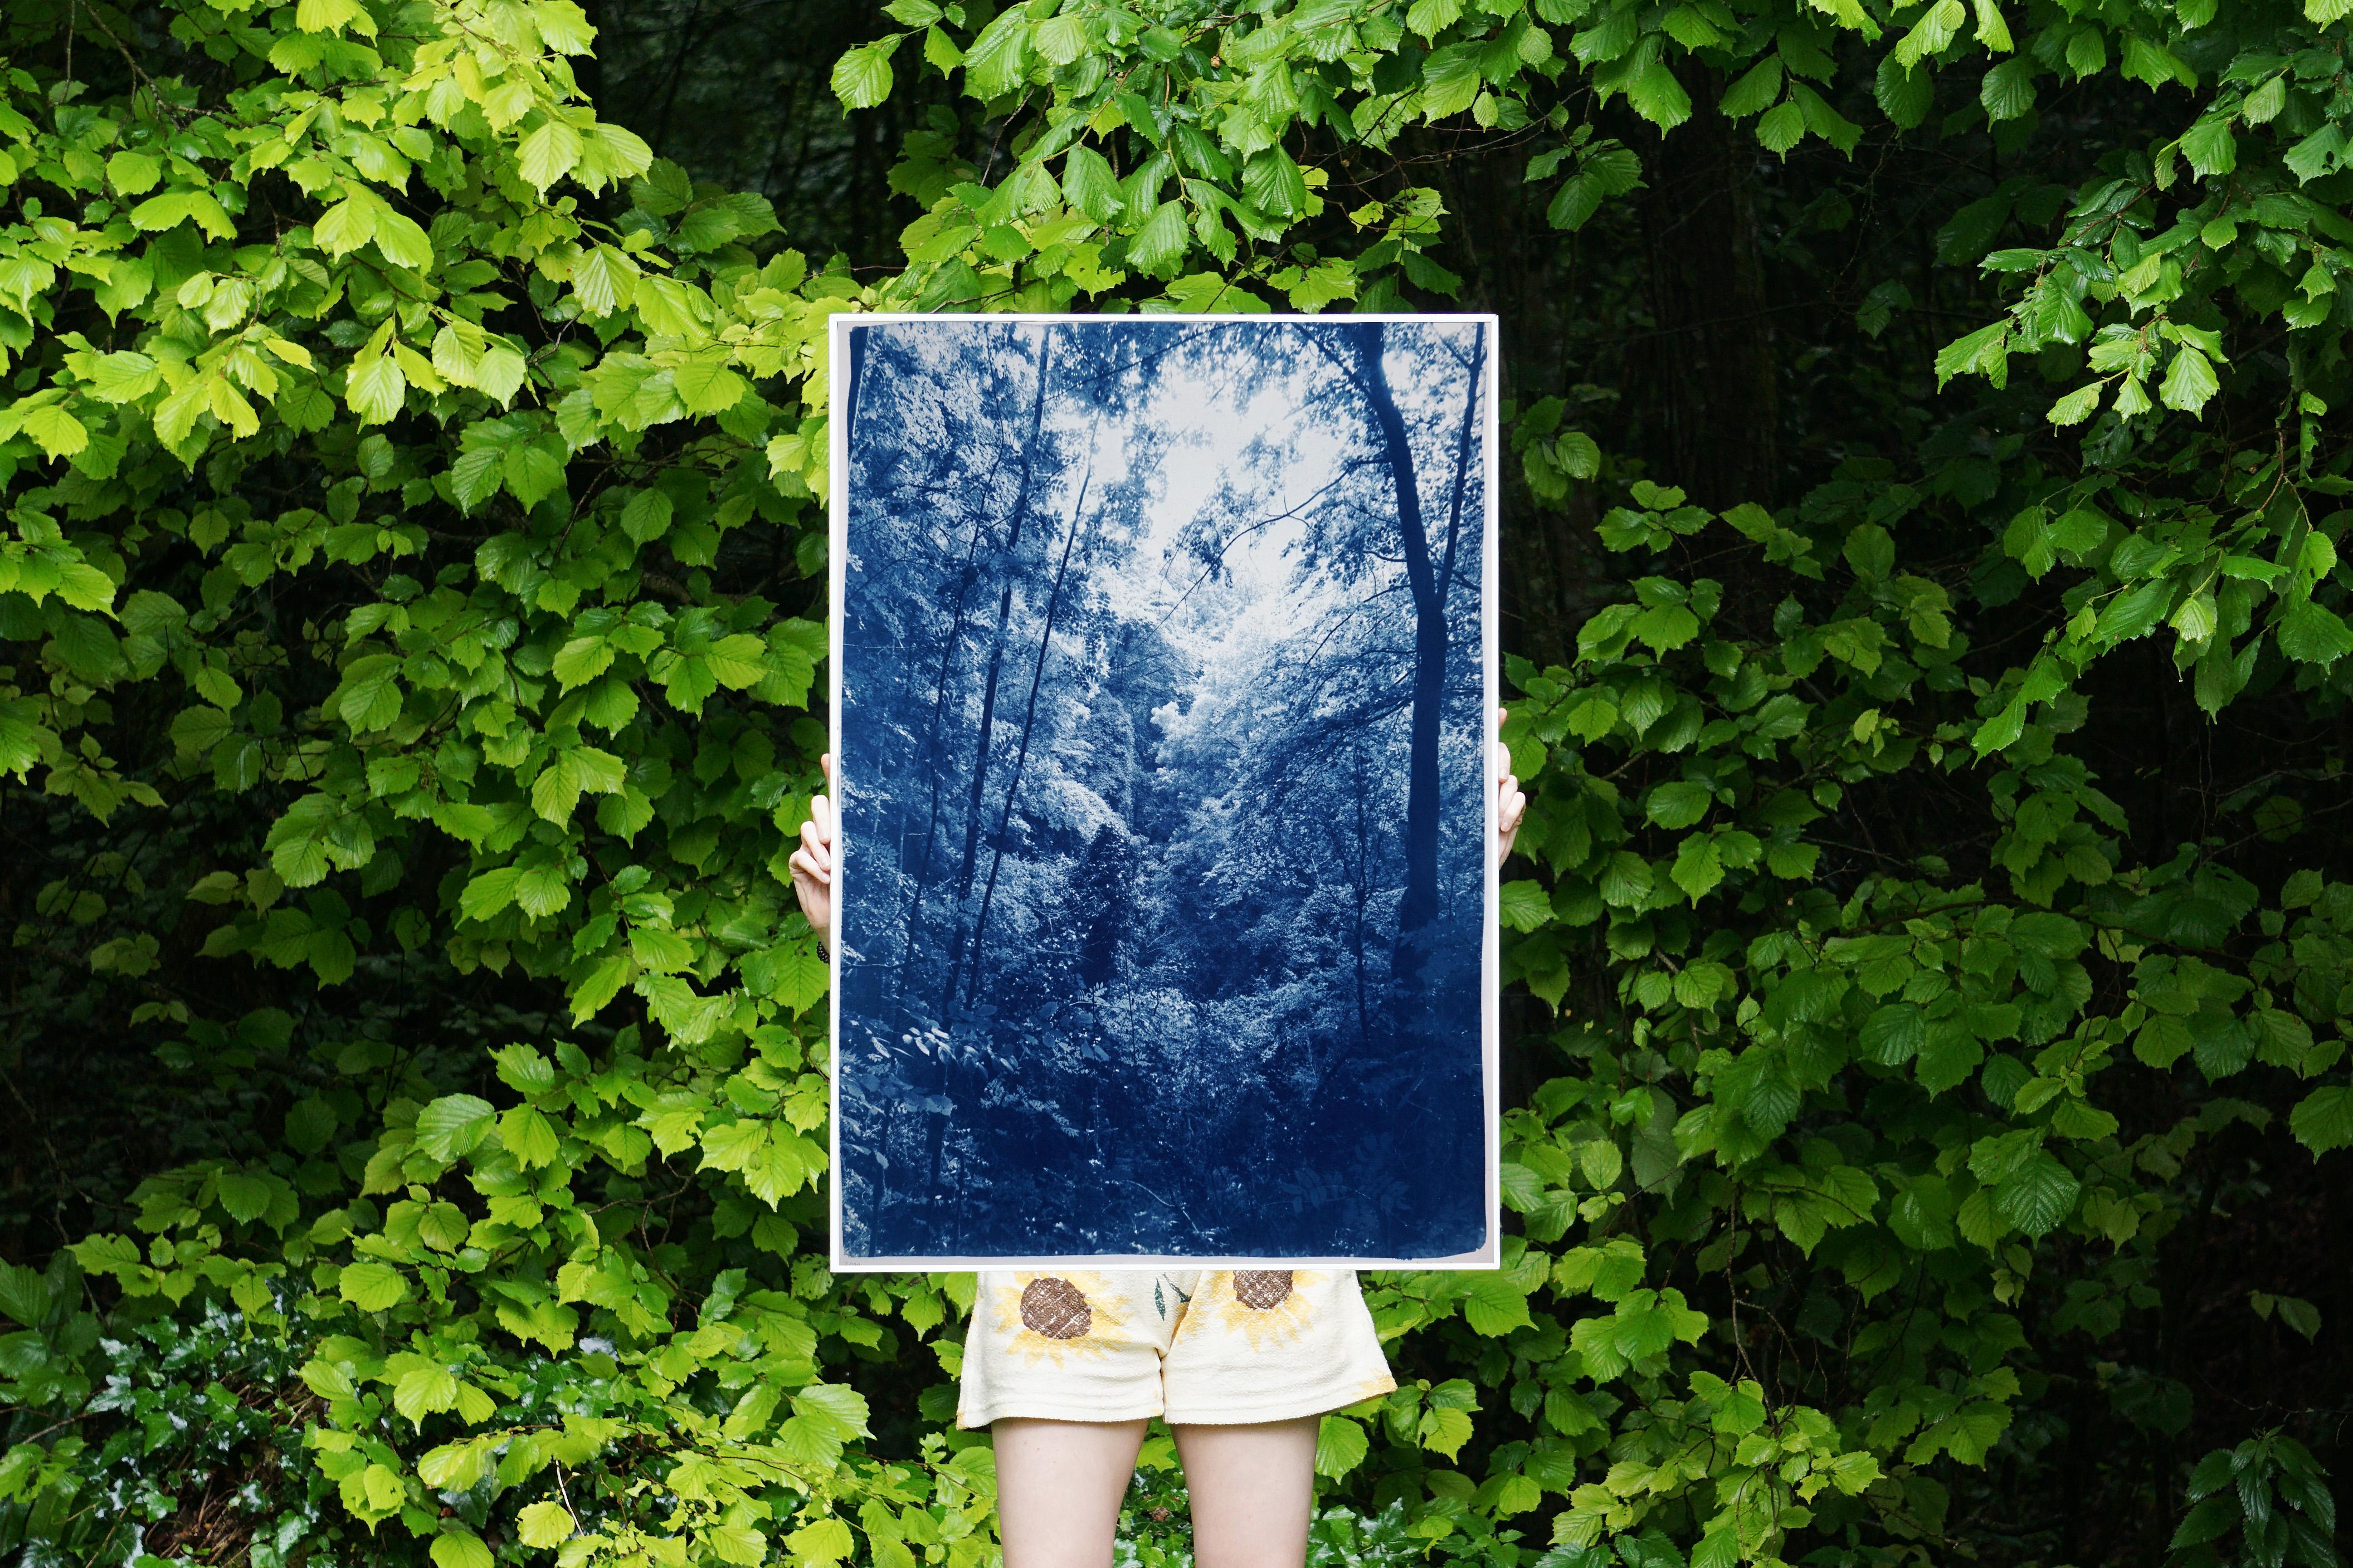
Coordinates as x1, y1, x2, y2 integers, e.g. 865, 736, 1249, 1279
3, 0, 2352, 1565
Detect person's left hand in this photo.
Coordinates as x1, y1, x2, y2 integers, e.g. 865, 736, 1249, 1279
1495, 706, 1526, 870
788, 753, 835, 949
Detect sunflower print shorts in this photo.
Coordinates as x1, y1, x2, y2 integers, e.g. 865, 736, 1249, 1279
957, 1268, 1395, 1428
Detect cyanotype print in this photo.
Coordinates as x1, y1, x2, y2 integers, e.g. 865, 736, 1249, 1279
832, 316, 1494, 1265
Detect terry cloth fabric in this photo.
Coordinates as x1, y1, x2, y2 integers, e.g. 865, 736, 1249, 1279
956, 1268, 1395, 1428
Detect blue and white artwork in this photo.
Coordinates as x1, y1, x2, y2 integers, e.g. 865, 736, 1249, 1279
828, 315, 1497, 1268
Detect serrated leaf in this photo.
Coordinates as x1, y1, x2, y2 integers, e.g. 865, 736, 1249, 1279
430, 1532, 493, 1568
415, 1093, 497, 1161
832, 43, 895, 109
1315, 1415, 1370, 1478
2159, 345, 2220, 413
1993, 1150, 2080, 1236
518, 118, 585, 194
339, 1260, 407, 1311
2291, 1086, 2353, 1152
517, 1501, 577, 1549
1499, 879, 1550, 931
2180, 116, 2237, 178
1128, 201, 1189, 274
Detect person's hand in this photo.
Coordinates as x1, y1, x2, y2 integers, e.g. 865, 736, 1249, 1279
1495, 706, 1526, 870
789, 754, 835, 949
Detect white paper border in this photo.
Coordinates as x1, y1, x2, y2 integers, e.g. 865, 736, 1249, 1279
826, 312, 1503, 1273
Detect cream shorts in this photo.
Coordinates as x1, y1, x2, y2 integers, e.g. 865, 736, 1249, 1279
957, 1268, 1395, 1428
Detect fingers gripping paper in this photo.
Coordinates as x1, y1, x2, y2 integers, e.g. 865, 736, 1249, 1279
829, 316, 1499, 1269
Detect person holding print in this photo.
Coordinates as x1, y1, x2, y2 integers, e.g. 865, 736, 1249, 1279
787, 708, 1527, 1568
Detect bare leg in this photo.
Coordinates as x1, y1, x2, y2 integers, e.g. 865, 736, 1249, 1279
993, 1418, 1150, 1568
1171, 1419, 1319, 1568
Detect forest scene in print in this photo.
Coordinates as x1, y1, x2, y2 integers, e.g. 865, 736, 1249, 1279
834, 317, 1495, 1263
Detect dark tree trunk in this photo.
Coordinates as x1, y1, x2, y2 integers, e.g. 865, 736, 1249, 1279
1348, 741, 1373, 1051
893, 543, 981, 1005
1629, 66, 1781, 510
1075, 825, 1129, 990
895, 353, 1020, 1004
844, 323, 869, 446
940, 328, 1054, 1009
956, 460, 1092, 1006
1351, 322, 1485, 964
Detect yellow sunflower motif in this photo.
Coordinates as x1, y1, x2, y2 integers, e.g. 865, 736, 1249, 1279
1196, 1269, 1323, 1351
992, 1271, 1133, 1365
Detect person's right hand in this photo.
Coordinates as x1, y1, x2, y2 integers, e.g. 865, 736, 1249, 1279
788, 753, 835, 950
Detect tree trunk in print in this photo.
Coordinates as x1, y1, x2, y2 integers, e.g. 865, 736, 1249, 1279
1348, 738, 1374, 1051
940, 326, 1054, 1011
844, 323, 869, 446
891, 543, 979, 1008
1351, 322, 1484, 981
957, 457, 1092, 1007
893, 355, 1018, 1007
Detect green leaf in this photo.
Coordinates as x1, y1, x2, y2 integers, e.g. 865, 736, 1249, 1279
2122, 33, 2195, 89
2180, 117, 2237, 178
1420, 45, 1484, 120
518, 118, 586, 194
1626, 59, 1694, 130
1993, 1151, 2081, 1236
2277, 602, 2353, 667
296, 0, 375, 34
1408, 0, 1465, 37
1063, 145, 1122, 222
216, 1171, 275, 1223
676, 359, 749, 416
460, 866, 521, 921
415, 1093, 498, 1161
2048, 382, 2104, 426
1244, 150, 1309, 217
1981, 57, 2036, 120
1671, 834, 1724, 900
347, 351, 407, 424
1719, 57, 1781, 118
314, 192, 379, 258
1894, 0, 1964, 67
1646, 781, 1712, 829
503, 442, 566, 510
554, 636, 614, 690
106, 151, 161, 196
517, 1502, 577, 1549
339, 1260, 408, 1312
431, 1532, 494, 1568
1861, 1003, 1926, 1065
2158, 345, 2219, 412
1876, 56, 1933, 128
129, 189, 235, 240
393, 1363, 460, 1424
1499, 880, 1551, 931
832, 43, 897, 109
1463, 1276, 1533, 1336
20, 404, 88, 460
962, 8, 1034, 99
500, 1106, 563, 1168
1315, 1415, 1370, 1478
1757, 100, 1805, 156
1128, 201, 1190, 275
0, 1263, 48, 1327
1935, 320, 2011, 388
2291, 1086, 2353, 1152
